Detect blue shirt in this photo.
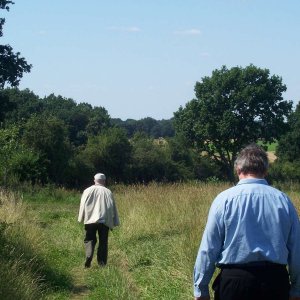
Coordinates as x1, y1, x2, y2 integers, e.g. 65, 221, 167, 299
193, 178, 300, 297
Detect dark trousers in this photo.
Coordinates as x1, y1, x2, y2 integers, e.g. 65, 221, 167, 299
84, 223, 109, 265
213, 263, 290, 300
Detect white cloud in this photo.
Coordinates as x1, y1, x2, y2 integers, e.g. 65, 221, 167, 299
107, 26, 141, 33
126, 26, 141, 32
37, 30, 47, 36
199, 52, 210, 57
173, 28, 201, 36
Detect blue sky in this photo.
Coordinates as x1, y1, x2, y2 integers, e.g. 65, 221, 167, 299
2, 0, 300, 120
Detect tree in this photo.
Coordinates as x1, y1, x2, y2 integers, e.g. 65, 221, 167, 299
22, 115, 72, 184
0, 1, 31, 88
0, 125, 44, 186
174, 65, 292, 181
86, 106, 111, 136
82, 127, 131, 182
129, 134, 169, 183
269, 101, 300, 182
111, 117, 175, 138
0, 1, 14, 36
0, 125, 20, 186
0, 91, 13, 122
276, 102, 300, 162
0, 88, 42, 123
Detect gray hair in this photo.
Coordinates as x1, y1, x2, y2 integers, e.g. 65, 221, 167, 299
234, 144, 269, 176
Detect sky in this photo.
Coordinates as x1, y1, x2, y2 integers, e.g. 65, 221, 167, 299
2, 0, 300, 120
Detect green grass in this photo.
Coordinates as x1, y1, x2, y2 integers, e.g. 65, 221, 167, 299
257, 140, 278, 152
1, 182, 299, 299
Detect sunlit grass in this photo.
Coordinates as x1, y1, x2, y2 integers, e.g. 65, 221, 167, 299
0, 189, 45, 299
1, 182, 299, 299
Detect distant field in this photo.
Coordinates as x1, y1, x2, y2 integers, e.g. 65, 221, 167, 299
256, 141, 278, 162
257, 141, 278, 152
1, 182, 299, 299
266, 142, 278, 152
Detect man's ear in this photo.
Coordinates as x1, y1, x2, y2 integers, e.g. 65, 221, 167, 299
236, 168, 241, 176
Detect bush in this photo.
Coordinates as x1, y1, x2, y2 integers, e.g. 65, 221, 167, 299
269, 160, 300, 182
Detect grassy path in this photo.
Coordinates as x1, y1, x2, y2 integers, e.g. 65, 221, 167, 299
70, 266, 90, 299
22, 183, 225, 299
18, 183, 300, 299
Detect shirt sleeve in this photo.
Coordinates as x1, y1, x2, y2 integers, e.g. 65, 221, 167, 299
287, 203, 300, 297
78, 191, 86, 223
194, 198, 225, 297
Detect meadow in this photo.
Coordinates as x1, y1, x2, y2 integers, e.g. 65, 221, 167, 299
0, 182, 300, 300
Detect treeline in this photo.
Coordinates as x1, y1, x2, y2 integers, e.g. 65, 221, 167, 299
111, 118, 174, 138
1, 66, 300, 189
2, 1, 300, 189
269, 102, 300, 182
0, 88, 218, 188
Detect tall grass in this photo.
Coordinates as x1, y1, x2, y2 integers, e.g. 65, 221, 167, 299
87, 182, 230, 299
1, 182, 299, 299
0, 189, 45, 299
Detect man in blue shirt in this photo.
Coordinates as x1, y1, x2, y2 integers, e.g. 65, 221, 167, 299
193, 144, 300, 300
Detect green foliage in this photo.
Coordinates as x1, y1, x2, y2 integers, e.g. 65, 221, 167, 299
111, 117, 175, 138
82, 127, 132, 182
1, 89, 112, 146
85, 106, 111, 136
174, 64, 292, 181
0, 87, 182, 186
22, 115, 72, 184
0, 1, 14, 11
0, 45, 32, 88
0, 126, 19, 185
0, 88, 42, 123
0, 91, 14, 122
0, 2, 32, 88
269, 103, 300, 182
10, 150, 46, 184
129, 134, 171, 182
2, 62, 297, 185
276, 102, 300, 162
166, 134, 222, 181
0, 125, 44, 186
128, 134, 205, 183
269, 160, 300, 182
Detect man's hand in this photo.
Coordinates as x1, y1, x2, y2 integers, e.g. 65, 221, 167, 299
194, 297, 210, 300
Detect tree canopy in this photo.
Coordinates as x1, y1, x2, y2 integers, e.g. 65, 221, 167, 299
174, 64, 292, 181
268, 102, 300, 181
0, 88, 184, 187
276, 102, 300, 162
0, 0, 31, 89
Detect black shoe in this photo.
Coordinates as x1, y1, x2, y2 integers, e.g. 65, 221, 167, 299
98, 261, 106, 267
85, 259, 91, 268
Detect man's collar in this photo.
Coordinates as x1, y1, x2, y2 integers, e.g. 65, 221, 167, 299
237, 178, 268, 186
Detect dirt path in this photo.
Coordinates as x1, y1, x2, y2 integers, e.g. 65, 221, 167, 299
267, 151, 277, 163
70, 266, 90, 300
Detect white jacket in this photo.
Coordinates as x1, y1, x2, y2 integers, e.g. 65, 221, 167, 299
78, 184, 120, 229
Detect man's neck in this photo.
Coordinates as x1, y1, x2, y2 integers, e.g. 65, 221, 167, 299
238, 173, 264, 180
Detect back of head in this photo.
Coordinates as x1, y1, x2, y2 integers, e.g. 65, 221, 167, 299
94, 173, 106, 185
234, 144, 269, 177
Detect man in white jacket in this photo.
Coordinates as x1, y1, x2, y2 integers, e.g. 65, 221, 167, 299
78, 173, 120, 268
